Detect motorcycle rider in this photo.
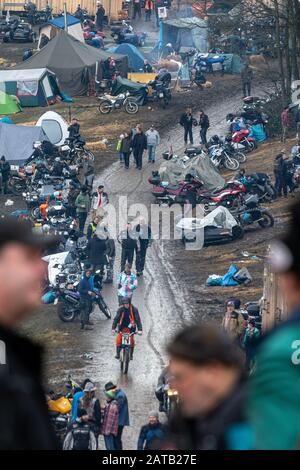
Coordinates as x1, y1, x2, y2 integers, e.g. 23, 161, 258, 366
180, 108, 194, 146
63, 408, 97, 450
117, 263, 138, 305
78, 267, 95, 330
112, 297, 142, 360
118, 222, 138, 271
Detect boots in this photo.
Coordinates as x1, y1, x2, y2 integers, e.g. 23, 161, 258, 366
115, 346, 121, 359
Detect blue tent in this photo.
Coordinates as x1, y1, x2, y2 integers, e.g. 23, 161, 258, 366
109, 44, 145, 72
48, 14, 81, 29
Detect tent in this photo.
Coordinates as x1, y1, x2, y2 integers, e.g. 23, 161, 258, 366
0, 68, 61, 107
36, 111, 69, 146
38, 14, 84, 49
14, 30, 128, 96
109, 43, 145, 73
0, 122, 49, 165
111, 76, 148, 105
0, 90, 21, 115
158, 153, 225, 191
162, 17, 208, 53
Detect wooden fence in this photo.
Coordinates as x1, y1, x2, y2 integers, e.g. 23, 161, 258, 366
262, 258, 288, 331
0, 0, 123, 19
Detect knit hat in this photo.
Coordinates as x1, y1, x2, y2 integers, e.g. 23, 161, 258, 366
149, 410, 159, 419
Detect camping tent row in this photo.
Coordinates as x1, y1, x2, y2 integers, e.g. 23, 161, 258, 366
0, 30, 128, 101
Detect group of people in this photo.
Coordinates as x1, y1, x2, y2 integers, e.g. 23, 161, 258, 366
117, 124, 160, 169
273, 144, 300, 198
131, 0, 168, 27
179, 108, 210, 146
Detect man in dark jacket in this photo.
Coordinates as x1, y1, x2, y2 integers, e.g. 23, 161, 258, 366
87, 233, 107, 274
138, 412, 165, 450
132, 125, 147, 170
118, 223, 138, 271
0, 217, 59, 449
68, 118, 80, 141
67, 183, 80, 218
120, 132, 132, 169
165, 324, 250, 450
199, 110, 210, 145
112, 298, 142, 360
180, 108, 194, 145
281, 153, 295, 197
274, 153, 284, 197
134, 217, 152, 276
105, 232, 116, 284
63, 408, 97, 450
0, 156, 11, 194
78, 268, 95, 330
96, 1, 105, 31
241, 64, 253, 97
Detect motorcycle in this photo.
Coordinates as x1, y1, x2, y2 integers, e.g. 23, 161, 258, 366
237, 194, 274, 229
3, 21, 35, 43
111, 21, 146, 47
47, 390, 71, 448
147, 71, 172, 108
231, 129, 257, 153
240, 172, 276, 202
60, 138, 95, 166
149, 173, 204, 206
209, 145, 240, 171
98, 92, 139, 115
208, 136, 247, 164
118, 331, 135, 374
197, 180, 247, 211
163, 384, 179, 417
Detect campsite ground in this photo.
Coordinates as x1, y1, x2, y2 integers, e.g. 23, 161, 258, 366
0, 39, 295, 449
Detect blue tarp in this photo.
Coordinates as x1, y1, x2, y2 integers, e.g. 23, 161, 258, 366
108, 43, 145, 72
49, 14, 81, 29
249, 124, 267, 142
206, 264, 240, 286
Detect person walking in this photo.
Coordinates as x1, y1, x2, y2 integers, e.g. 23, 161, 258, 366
0, 218, 59, 449
132, 125, 147, 170
78, 267, 95, 330
95, 1, 105, 31
118, 222, 138, 271
242, 319, 260, 370
134, 217, 152, 276
281, 106, 289, 142
91, 185, 109, 219
146, 125, 160, 163
137, 412, 165, 450
241, 64, 253, 97
75, 186, 90, 233
117, 264, 138, 305
101, 385, 119, 450
87, 215, 101, 241
104, 231, 116, 284
145, 0, 154, 21
121, 131, 132, 169
180, 108, 194, 145
199, 110, 210, 146
104, 382, 130, 450
0, 156, 11, 194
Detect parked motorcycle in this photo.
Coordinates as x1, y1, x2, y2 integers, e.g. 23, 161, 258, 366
237, 194, 274, 229
147, 70, 172, 108
163, 384, 179, 417
149, 173, 204, 206
111, 21, 146, 47
98, 92, 139, 115
231, 129, 257, 152
209, 145, 240, 170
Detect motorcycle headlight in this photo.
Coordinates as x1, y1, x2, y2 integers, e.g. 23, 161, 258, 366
22, 192, 27, 197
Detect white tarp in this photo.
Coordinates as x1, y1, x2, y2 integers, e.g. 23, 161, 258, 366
43, 251, 69, 286
176, 207, 238, 232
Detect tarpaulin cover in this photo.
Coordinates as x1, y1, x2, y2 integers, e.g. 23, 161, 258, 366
158, 153, 225, 191
176, 206, 238, 232
0, 122, 49, 165
111, 76, 148, 105
14, 30, 128, 96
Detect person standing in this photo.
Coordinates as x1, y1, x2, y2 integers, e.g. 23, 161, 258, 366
199, 110, 210, 146
105, 231, 116, 284
134, 217, 152, 276
242, 319, 260, 370
132, 0, 142, 19
79, 382, 102, 440
241, 64, 253, 97
87, 215, 101, 241
143, 59, 153, 73
68, 118, 80, 141
0, 218, 59, 449
87, 233, 107, 274
104, 382, 130, 450
274, 153, 284, 197
118, 222, 138, 271
132, 125, 147, 170
91, 185, 109, 219
117, 264, 138, 305
137, 412, 165, 450
121, 131, 132, 169
82, 154, 95, 190
75, 186, 90, 233
145, 0, 154, 21
95, 1, 105, 31
63, 408, 97, 450
180, 108, 194, 145
146, 125, 160, 163
0, 156, 11, 194
281, 106, 289, 142
282, 153, 295, 198
222, 300, 246, 344
101, 385, 119, 450
78, 267, 95, 330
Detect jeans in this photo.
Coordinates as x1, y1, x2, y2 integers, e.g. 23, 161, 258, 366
133, 4, 141, 19
77, 212, 88, 233
184, 127, 193, 145
242, 81, 251, 97
80, 298, 92, 327
115, 425, 124, 450
121, 248, 134, 272
148, 145, 156, 162
123, 152, 130, 168
200, 128, 208, 145
135, 245, 148, 273
104, 434, 117, 450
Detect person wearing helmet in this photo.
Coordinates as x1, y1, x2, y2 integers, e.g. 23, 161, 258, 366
112, 298, 142, 360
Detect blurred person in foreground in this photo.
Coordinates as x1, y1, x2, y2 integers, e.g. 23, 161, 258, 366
0, 218, 59, 449
164, 324, 252, 450
248, 201, 300, 449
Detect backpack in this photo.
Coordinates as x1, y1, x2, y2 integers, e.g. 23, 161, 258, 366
72, 423, 91, 450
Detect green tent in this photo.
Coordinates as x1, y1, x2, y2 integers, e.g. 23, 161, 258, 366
0, 90, 21, 115
111, 76, 148, 106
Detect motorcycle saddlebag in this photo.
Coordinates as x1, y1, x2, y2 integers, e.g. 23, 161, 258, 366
244, 193, 259, 208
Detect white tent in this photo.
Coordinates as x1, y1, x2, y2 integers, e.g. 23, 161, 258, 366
36, 111, 69, 146
38, 14, 84, 49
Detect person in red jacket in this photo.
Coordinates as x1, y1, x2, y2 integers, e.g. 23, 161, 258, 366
112, 298, 143, 359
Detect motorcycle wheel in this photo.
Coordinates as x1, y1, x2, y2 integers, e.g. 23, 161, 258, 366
120, 348, 130, 374
234, 151, 247, 163
97, 297, 111, 319
258, 210, 274, 228
57, 302, 76, 322
31, 207, 40, 219
99, 101, 112, 114
224, 155, 239, 171
125, 100, 139, 115
168, 399, 177, 417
